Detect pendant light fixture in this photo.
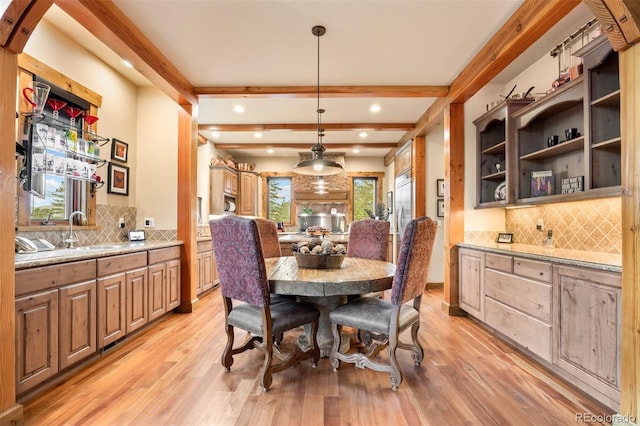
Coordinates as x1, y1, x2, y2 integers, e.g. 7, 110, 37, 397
294, 25, 344, 176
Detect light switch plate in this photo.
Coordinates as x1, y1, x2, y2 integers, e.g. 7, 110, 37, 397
144, 218, 155, 228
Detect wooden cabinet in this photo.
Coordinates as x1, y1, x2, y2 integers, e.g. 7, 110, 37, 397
237, 171, 259, 215
15, 289, 59, 394
147, 246, 182, 320
126, 267, 148, 333
553, 265, 621, 409
458, 248, 484, 319
209, 165, 238, 214
196, 240, 216, 295
148, 264, 166, 321
473, 100, 531, 207
97, 273, 126, 349
166, 259, 181, 310
394, 142, 412, 176
59, 280, 96, 369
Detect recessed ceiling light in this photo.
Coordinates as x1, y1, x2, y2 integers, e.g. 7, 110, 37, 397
358, 132, 368, 138
254, 132, 263, 138
211, 132, 220, 139
121, 59, 133, 68
233, 105, 245, 113
370, 104, 381, 113
267, 148, 274, 154
352, 148, 360, 154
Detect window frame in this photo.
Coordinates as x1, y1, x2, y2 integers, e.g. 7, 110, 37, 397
261, 172, 294, 225
348, 172, 384, 222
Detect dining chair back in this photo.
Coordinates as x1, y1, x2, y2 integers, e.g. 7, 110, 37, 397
329, 216, 437, 390
255, 218, 282, 258
347, 219, 389, 261
210, 215, 320, 391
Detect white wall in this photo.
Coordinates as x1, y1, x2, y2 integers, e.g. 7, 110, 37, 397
24, 20, 138, 208
426, 124, 445, 283
135, 87, 178, 229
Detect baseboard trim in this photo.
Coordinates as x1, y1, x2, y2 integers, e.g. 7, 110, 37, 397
0, 404, 23, 425
441, 300, 466, 316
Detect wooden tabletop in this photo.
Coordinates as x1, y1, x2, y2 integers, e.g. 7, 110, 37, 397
265, 256, 395, 297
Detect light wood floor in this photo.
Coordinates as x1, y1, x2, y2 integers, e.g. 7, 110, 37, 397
21, 286, 614, 425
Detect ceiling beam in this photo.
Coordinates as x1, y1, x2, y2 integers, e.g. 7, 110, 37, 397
195, 85, 449, 98
198, 123, 414, 132
398, 0, 582, 144
55, 0, 196, 105
213, 142, 397, 150
3, 0, 54, 54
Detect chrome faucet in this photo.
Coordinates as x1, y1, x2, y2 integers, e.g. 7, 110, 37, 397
63, 210, 86, 248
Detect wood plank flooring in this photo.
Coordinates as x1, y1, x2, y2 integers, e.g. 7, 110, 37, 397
21, 287, 614, 425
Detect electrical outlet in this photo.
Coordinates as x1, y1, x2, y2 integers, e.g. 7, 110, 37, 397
536, 218, 544, 231
144, 218, 155, 228
118, 217, 125, 228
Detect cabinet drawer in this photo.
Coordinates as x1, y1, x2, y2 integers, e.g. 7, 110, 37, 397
485, 298, 552, 362
486, 253, 512, 273
485, 269, 551, 323
16, 260, 96, 297
514, 258, 552, 283
197, 240, 213, 254
97, 252, 147, 277
148, 246, 181, 264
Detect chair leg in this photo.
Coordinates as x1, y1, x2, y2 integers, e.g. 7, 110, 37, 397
410, 321, 424, 366
329, 323, 342, 371
258, 340, 274, 392
387, 340, 402, 391
308, 318, 320, 368
221, 324, 235, 371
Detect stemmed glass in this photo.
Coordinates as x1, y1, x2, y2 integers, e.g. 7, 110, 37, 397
47, 99, 67, 120
84, 114, 99, 134
64, 106, 83, 128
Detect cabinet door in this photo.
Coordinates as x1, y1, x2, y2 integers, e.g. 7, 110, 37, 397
166, 259, 181, 310
15, 289, 59, 394
224, 169, 238, 195
59, 280, 97, 369
458, 249, 484, 319
126, 268, 148, 333
553, 265, 621, 404
238, 172, 257, 215
195, 253, 203, 294
97, 273, 126, 349
148, 263, 166, 321
200, 251, 214, 292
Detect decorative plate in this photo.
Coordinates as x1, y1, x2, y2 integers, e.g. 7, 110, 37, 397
494, 181, 507, 201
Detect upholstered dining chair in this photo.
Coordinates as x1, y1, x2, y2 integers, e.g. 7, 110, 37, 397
329, 216, 437, 390
209, 215, 320, 391
254, 218, 282, 258
347, 218, 390, 262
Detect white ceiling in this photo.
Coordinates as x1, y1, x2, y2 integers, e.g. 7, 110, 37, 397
43, 1, 594, 159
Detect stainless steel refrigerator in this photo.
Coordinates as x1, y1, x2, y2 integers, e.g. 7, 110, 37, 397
395, 171, 413, 255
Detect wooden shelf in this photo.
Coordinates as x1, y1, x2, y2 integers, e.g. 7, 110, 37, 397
592, 137, 621, 150
592, 90, 620, 107
481, 171, 506, 181
520, 137, 584, 161
481, 141, 506, 155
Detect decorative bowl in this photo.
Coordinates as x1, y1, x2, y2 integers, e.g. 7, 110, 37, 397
294, 252, 345, 269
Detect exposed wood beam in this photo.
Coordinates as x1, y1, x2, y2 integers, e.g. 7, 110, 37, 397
398, 0, 581, 144
195, 85, 449, 98
3, 0, 53, 53
55, 0, 196, 105
212, 142, 397, 150
0, 0, 31, 46
198, 123, 414, 132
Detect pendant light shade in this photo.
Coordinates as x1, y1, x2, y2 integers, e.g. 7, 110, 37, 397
294, 25, 344, 176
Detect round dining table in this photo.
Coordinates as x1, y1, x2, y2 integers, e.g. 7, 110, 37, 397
265, 256, 395, 357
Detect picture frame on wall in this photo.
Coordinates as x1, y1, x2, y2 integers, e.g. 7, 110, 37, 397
108, 162, 129, 196
111, 138, 129, 163
387, 191, 393, 214
437, 178, 445, 197
437, 198, 444, 217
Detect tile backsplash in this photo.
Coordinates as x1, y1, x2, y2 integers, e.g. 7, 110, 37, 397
17, 204, 177, 247
464, 197, 622, 254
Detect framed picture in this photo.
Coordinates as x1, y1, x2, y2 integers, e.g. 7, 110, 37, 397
496, 232, 514, 244
108, 162, 129, 196
387, 191, 393, 214
437, 179, 445, 197
437, 198, 444, 217
111, 138, 128, 163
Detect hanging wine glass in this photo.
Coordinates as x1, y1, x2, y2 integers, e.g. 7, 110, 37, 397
47, 99, 66, 120
64, 106, 83, 128
84, 114, 99, 134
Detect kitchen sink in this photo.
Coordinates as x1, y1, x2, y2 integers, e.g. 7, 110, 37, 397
75, 244, 122, 250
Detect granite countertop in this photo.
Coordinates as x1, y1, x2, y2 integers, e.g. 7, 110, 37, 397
458, 242, 621, 273
15, 240, 183, 270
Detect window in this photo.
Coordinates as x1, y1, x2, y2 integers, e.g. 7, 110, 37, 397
267, 177, 292, 223
353, 177, 378, 220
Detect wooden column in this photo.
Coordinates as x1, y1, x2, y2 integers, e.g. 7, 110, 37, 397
412, 135, 426, 218
177, 103, 198, 312
442, 103, 465, 315
0, 48, 22, 424
619, 40, 640, 421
